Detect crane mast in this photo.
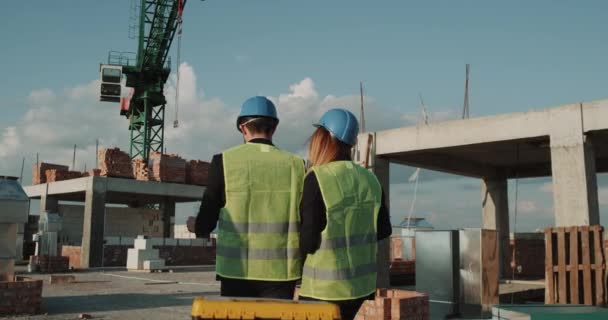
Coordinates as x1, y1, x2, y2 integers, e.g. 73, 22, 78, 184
100, 0, 186, 163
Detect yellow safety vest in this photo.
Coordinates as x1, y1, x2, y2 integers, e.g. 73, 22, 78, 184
216, 142, 305, 281
300, 161, 382, 300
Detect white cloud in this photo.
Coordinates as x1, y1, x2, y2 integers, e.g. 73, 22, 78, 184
67, 80, 101, 100
27, 89, 56, 106
0, 127, 20, 158
517, 200, 540, 214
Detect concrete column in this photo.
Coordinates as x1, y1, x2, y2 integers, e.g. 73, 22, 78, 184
373, 155, 391, 289
161, 201, 176, 238
481, 178, 511, 279
80, 177, 106, 268
40, 193, 58, 213
549, 105, 599, 226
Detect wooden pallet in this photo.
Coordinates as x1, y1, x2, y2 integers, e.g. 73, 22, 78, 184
545, 225, 607, 305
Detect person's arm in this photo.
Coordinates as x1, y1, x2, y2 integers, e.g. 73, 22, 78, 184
299, 172, 326, 255
193, 154, 225, 238
376, 190, 392, 240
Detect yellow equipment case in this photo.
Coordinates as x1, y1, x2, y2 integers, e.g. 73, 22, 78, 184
191, 297, 341, 320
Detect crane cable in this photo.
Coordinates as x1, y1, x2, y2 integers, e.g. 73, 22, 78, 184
510, 144, 520, 304
173, 0, 184, 128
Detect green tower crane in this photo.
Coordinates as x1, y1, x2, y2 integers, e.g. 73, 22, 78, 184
99, 0, 187, 163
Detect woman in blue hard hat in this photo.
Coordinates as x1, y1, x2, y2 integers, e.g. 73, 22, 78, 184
187, 96, 305, 299
299, 108, 392, 320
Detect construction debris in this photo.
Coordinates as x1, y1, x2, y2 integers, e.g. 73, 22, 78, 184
98, 148, 134, 179
32, 163, 69, 185
148, 152, 186, 183
186, 160, 210, 185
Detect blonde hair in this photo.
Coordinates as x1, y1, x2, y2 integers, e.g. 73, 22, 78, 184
307, 127, 352, 167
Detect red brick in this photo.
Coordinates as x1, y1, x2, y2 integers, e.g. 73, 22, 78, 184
186, 160, 210, 185
148, 152, 186, 183
98, 148, 134, 179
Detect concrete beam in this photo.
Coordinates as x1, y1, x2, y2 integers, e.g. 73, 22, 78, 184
25, 177, 90, 198
390, 153, 496, 178
481, 178, 511, 279
24, 177, 206, 203
40, 187, 59, 213
375, 109, 551, 156
582, 99, 608, 132
80, 177, 107, 268
374, 99, 608, 156
549, 105, 600, 226
503, 162, 553, 179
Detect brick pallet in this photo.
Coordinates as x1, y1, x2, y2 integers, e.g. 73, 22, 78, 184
32, 162, 69, 184
0, 276, 43, 315
36, 255, 69, 273
45, 169, 83, 182
545, 225, 607, 305
356, 289, 429, 320
186, 160, 210, 185
148, 152, 186, 183
98, 148, 134, 178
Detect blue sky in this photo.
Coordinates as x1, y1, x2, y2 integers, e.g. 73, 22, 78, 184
2, 1, 607, 230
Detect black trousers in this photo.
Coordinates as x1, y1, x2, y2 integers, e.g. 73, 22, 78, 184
220, 278, 297, 299
300, 294, 374, 320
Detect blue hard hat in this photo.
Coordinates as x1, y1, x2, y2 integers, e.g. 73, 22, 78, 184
237, 96, 278, 131
315, 108, 359, 146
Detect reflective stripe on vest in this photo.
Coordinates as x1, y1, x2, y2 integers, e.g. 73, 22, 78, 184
299, 161, 382, 301
216, 142, 305, 281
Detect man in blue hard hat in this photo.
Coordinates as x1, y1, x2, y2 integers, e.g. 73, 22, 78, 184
187, 96, 305, 299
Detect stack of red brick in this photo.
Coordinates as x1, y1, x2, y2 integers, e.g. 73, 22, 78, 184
32, 163, 69, 184
98, 148, 134, 178
33, 255, 69, 273
31, 149, 210, 186
0, 277, 43, 315
186, 160, 210, 185
148, 152, 186, 183
390, 260, 415, 276
45, 169, 83, 182
133, 158, 151, 181
355, 289, 428, 320
82, 169, 101, 177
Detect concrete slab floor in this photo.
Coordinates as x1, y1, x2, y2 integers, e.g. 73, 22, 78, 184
8, 267, 546, 320
9, 266, 220, 320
